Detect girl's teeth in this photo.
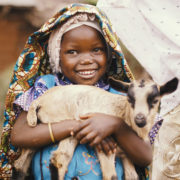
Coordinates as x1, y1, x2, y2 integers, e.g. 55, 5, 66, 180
79, 70, 95, 75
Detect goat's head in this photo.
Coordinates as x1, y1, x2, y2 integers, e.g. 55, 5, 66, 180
109, 77, 178, 129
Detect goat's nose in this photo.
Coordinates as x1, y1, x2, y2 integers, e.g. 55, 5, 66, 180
135, 113, 146, 128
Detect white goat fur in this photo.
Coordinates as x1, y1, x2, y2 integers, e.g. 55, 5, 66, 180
14, 78, 176, 180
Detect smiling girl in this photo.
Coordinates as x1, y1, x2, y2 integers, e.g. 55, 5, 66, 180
0, 4, 152, 180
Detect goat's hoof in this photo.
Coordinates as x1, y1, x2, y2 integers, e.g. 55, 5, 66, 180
111, 175, 118, 180
103, 175, 117, 180
12, 169, 27, 180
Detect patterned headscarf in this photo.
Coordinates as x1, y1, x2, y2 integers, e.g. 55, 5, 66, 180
0, 3, 133, 178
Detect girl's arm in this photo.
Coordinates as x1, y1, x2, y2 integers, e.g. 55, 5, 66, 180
113, 120, 152, 167
73, 113, 152, 167
11, 111, 117, 155
10, 111, 80, 149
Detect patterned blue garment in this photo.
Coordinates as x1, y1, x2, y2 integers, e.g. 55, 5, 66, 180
32, 144, 124, 180
15, 74, 125, 180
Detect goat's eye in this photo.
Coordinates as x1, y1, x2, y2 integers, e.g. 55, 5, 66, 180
148, 98, 158, 105
128, 97, 135, 107
127, 89, 135, 107
147, 97, 158, 109
152, 99, 158, 104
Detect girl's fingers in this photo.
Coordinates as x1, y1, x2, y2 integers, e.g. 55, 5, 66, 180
74, 125, 91, 141
72, 120, 89, 135
79, 131, 97, 144
79, 113, 92, 119
104, 137, 117, 154
101, 139, 112, 155
89, 136, 101, 147
95, 144, 103, 152
72, 113, 93, 135
94, 137, 117, 155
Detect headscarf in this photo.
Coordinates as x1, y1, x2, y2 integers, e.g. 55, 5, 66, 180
0, 3, 133, 178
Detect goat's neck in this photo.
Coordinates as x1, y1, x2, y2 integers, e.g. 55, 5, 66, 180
112, 95, 127, 118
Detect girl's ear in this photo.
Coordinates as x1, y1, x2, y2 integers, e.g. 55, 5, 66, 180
108, 76, 130, 93
160, 77, 178, 96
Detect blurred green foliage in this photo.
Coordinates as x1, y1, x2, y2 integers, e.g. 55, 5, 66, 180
85, 0, 97, 5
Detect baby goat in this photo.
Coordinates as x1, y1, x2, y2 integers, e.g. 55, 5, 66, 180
14, 77, 178, 180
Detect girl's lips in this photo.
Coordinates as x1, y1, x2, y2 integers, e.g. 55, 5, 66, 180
77, 70, 96, 79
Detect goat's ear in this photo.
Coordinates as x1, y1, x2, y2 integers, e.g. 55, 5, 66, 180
160, 77, 178, 96
108, 76, 130, 93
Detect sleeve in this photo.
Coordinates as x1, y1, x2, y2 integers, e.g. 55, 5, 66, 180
13, 74, 58, 111
109, 86, 127, 96
149, 115, 163, 145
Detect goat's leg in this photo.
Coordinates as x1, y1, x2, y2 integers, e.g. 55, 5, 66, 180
13, 149, 34, 179
97, 150, 117, 180
121, 157, 138, 180
51, 137, 78, 180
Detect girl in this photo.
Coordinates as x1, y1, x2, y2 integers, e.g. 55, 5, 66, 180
0, 3, 152, 179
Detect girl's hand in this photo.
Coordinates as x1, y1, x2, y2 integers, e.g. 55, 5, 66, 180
72, 113, 122, 146
96, 136, 117, 155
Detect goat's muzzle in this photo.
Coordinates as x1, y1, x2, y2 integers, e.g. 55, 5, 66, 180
135, 113, 146, 128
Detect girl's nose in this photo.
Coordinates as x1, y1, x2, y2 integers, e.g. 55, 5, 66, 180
79, 53, 93, 64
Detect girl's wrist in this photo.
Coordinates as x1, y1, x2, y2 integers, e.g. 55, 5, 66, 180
113, 120, 128, 136
66, 120, 80, 136
48, 122, 56, 143
51, 120, 80, 142
113, 116, 124, 132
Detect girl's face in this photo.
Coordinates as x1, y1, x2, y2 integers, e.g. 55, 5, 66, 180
60, 25, 108, 85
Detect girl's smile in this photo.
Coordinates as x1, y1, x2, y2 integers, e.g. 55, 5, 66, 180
60, 25, 108, 85
77, 70, 97, 79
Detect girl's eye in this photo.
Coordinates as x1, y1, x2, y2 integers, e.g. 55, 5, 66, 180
93, 47, 104, 53
67, 50, 77, 55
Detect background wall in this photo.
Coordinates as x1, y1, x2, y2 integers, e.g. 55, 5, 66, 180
0, 8, 36, 135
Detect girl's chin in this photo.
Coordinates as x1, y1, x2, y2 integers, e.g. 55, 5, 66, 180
74, 78, 97, 85
74, 73, 98, 85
